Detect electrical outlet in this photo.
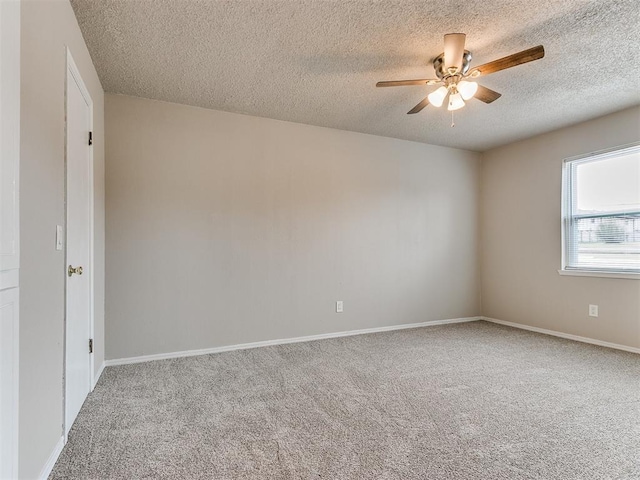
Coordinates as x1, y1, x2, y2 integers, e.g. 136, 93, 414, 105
589, 304, 598, 317
336, 301, 343, 313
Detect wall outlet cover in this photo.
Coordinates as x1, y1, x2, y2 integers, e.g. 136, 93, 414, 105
336, 301, 343, 313
589, 304, 598, 317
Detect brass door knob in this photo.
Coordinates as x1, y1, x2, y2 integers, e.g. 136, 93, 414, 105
68, 265, 83, 277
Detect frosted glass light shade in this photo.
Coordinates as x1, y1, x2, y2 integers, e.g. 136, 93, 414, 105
427, 86, 448, 108
447, 92, 465, 111
458, 81, 478, 100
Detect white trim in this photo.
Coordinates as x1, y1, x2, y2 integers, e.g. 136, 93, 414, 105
0, 0, 20, 273
561, 142, 640, 274
66, 48, 92, 108
558, 269, 639, 280
560, 154, 572, 269
0, 2, 20, 477
0, 268, 18, 291
483, 317, 640, 354
38, 436, 65, 480
0, 288, 19, 480
105, 316, 482, 366
64, 47, 95, 437
563, 141, 640, 164
92, 361, 105, 390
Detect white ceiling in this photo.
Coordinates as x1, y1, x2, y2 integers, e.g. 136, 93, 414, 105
71, 0, 640, 152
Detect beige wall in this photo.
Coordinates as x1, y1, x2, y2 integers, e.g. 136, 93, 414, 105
20, 0, 104, 477
481, 106, 640, 349
105, 94, 481, 360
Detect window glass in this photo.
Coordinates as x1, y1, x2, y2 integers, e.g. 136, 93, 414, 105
563, 145, 640, 273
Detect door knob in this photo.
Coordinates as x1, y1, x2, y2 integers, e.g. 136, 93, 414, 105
68, 265, 83, 277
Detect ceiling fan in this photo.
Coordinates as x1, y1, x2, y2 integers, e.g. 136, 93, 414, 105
377, 33, 544, 115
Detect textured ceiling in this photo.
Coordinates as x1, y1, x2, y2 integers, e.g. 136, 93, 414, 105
71, 0, 640, 151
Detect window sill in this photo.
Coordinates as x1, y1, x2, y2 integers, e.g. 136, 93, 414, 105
558, 269, 640, 280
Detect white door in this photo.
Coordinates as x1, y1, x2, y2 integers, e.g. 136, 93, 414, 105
0, 0, 20, 477
0, 289, 18, 480
65, 53, 93, 436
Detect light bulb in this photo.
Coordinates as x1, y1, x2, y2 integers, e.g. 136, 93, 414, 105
427, 86, 448, 108
447, 92, 465, 111
457, 80, 478, 100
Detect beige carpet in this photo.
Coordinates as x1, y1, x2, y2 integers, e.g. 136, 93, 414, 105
50, 321, 640, 479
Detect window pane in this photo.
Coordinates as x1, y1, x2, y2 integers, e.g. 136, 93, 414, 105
575, 152, 640, 214
572, 214, 640, 270
565, 146, 640, 273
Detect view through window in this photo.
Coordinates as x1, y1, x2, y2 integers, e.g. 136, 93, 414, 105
563, 144, 640, 274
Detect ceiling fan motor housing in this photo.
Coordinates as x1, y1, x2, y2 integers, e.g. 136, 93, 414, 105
433, 51, 472, 79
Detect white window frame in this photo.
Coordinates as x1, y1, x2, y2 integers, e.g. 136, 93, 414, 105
560, 142, 640, 280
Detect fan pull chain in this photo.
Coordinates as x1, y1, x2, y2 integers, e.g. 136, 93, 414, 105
451, 110, 455, 127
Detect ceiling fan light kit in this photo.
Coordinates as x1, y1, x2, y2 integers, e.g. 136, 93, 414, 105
457, 80, 478, 101
427, 86, 448, 107
448, 92, 465, 111
376, 34, 545, 120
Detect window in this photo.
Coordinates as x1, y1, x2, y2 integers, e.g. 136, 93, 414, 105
562, 143, 640, 276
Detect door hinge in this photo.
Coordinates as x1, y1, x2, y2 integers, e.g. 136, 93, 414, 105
89, 338, 94, 354
88, 131, 93, 146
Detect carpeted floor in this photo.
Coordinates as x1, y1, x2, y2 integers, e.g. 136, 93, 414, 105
50, 321, 640, 479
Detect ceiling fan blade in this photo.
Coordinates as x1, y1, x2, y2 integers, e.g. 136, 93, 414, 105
444, 33, 466, 72
376, 79, 438, 87
407, 97, 430, 114
472, 45, 544, 76
475, 85, 502, 103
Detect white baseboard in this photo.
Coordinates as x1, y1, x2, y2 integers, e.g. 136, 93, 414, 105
92, 361, 105, 390
483, 317, 640, 354
38, 435, 65, 480
105, 316, 482, 367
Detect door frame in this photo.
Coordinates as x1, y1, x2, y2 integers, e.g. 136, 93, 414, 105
0, 0, 21, 477
64, 47, 95, 438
